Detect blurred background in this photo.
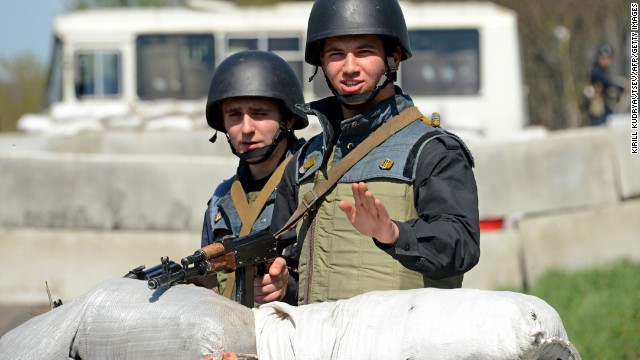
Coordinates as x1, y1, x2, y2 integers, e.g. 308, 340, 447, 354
0, 1, 638, 358
0, 0, 632, 132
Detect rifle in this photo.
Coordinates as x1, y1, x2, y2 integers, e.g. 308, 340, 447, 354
124, 229, 293, 307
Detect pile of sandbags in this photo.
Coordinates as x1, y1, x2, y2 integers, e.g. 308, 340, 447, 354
255, 288, 581, 360
0, 278, 581, 359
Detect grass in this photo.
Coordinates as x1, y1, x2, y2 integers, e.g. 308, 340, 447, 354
525, 259, 640, 359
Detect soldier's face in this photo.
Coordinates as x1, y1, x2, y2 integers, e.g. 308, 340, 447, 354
222, 97, 282, 157
320, 35, 400, 107
598, 54, 612, 68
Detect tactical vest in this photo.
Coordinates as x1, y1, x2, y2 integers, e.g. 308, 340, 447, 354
207, 138, 305, 241
294, 115, 469, 304
209, 181, 274, 238
206, 138, 304, 300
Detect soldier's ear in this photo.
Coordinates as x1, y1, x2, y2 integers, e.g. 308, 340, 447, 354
285, 116, 296, 130
393, 45, 402, 66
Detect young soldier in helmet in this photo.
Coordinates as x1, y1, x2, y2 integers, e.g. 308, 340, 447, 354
201, 50, 307, 305
262, 0, 480, 305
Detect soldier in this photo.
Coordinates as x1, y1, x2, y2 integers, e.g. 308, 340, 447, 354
263, 0, 480, 305
201, 50, 307, 305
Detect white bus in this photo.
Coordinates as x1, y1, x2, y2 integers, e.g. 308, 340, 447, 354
24, 0, 527, 140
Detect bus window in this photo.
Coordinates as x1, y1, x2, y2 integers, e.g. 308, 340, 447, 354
136, 34, 214, 100
269, 37, 304, 92
403, 29, 480, 96
268, 38, 298, 51
228, 38, 258, 53
226, 35, 301, 53
74, 50, 121, 99
226, 35, 308, 97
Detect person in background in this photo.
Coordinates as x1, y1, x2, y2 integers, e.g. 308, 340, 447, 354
262, 0, 480, 305
201, 50, 307, 306
585, 43, 628, 126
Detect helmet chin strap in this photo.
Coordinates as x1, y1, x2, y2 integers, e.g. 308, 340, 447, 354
226, 124, 288, 165
322, 56, 398, 110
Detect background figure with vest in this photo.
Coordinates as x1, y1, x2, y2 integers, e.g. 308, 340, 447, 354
201, 50, 307, 306
263, 0, 480, 305
583, 43, 629, 126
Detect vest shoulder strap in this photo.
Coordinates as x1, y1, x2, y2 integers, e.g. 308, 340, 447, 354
274, 106, 424, 238
225, 155, 293, 299
231, 155, 293, 236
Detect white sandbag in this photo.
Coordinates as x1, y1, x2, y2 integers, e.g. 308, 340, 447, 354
2, 280, 580, 360
254, 288, 581, 360
0, 278, 257, 360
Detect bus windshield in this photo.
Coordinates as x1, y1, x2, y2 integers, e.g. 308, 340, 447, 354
136, 34, 215, 100
44, 37, 63, 109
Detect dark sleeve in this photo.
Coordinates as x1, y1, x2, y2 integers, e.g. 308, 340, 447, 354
591, 65, 624, 91
270, 156, 300, 305
376, 136, 480, 279
201, 206, 213, 248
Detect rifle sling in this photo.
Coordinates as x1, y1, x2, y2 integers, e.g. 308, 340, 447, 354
224, 155, 293, 299
273, 106, 423, 239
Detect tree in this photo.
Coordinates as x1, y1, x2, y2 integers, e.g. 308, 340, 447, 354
493, 0, 629, 129
0, 54, 46, 132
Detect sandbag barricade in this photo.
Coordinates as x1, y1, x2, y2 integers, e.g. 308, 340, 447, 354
0, 278, 581, 359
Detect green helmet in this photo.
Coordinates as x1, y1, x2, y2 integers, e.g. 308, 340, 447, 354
304, 0, 412, 66
206, 50, 308, 133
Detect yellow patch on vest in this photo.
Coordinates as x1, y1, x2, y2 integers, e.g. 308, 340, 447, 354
420, 112, 441, 127
379, 158, 395, 170
214, 212, 223, 223
300, 156, 317, 174
305, 157, 316, 169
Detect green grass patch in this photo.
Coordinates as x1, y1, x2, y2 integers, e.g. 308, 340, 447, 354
526, 259, 640, 359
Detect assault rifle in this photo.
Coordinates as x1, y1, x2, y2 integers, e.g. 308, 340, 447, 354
124, 229, 293, 307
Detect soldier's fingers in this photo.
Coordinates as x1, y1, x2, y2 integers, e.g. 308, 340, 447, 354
352, 182, 364, 207
269, 257, 287, 277
362, 190, 379, 214
338, 200, 355, 217
374, 198, 390, 220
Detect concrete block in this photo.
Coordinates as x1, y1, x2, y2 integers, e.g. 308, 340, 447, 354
0, 132, 101, 153
101, 130, 229, 156
608, 125, 640, 199
0, 128, 320, 158
519, 199, 640, 286
472, 127, 619, 218
0, 152, 236, 231
0, 228, 199, 304
463, 229, 523, 290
